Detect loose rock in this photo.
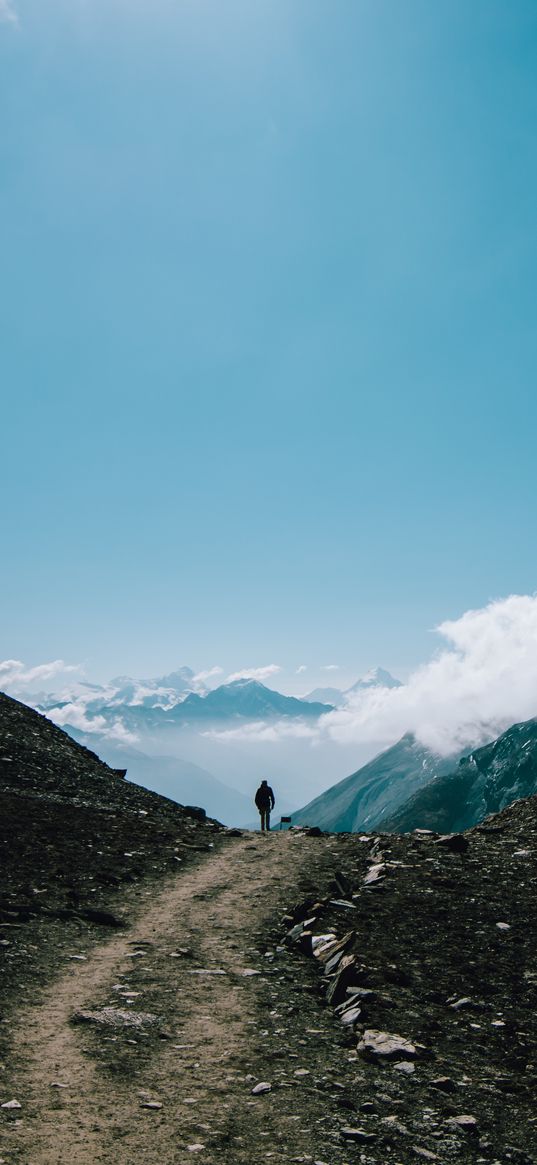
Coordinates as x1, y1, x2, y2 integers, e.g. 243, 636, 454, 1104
357, 1028, 417, 1059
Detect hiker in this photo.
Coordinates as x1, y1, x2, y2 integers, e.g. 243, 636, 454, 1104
254, 779, 275, 832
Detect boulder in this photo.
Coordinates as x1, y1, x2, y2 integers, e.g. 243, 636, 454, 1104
357, 1028, 417, 1059
72, 1007, 161, 1030
435, 833, 469, 853
184, 806, 207, 822
326, 955, 362, 1006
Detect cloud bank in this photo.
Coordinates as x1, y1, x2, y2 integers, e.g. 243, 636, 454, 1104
326, 594, 537, 755
226, 664, 281, 683
0, 659, 80, 691
3, 594, 537, 761
192, 666, 224, 687
47, 701, 138, 746
203, 595, 537, 758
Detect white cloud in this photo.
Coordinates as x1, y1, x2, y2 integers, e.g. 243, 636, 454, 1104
0, 1, 18, 25
204, 595, 537, 759
46, 702, 138, 746
0, 659, 80, 691
47, 703, 108, 734
203, 719, 317, 744
321, 664, 340, 671
296, 665, 307, 674
192, 666, 224, 688
225, 664, 281, 684
325, 594, 537, 756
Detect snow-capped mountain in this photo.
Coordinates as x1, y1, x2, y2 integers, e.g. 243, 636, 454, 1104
301, 686, 348, 708
177, 679, 331, 721
302, 667, 402, 709
346, 666, 402, 694
39, 674, 334, 736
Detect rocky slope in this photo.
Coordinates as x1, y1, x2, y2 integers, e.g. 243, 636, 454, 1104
291, 733, 460, 832
380, 715, 537, 834
0, 690, 223, 1056
279, 797, 537, 1163
66, 729, 256, 826
3, 689, 537, 1163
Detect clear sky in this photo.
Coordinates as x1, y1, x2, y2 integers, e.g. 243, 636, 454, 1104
2, 0, 537, 689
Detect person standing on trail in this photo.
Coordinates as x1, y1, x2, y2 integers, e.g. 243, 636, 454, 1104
254, 779, 275, 832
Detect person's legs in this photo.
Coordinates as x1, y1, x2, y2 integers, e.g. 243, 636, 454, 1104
266, 810, 271, 832
260, 810, 266, 831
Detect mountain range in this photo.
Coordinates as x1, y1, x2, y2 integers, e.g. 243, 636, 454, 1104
379, 716, 537, 833
293, 715, 537, 835
39, 676, 335, 735
291, 733, 461, 832
37, 665, 403, 732
303, 666, 402, 708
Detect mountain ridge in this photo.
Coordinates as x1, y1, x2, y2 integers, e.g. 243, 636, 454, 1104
381, 715, 537, 833
302, 666, 402, 707
291, 733, 460, 832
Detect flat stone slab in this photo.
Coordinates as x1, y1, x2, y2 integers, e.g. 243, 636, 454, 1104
72, 1007, 161, 1029
340, 1127, 377, 1143
357, 1028, 417, 1059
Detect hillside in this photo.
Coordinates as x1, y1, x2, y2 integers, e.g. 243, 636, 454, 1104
381, 715, 537, 833
0, 690, 223, 1047
66, 729, 256, 826
2, 689, 537, 1163
277, 794, 537, 1163
291, 733, 460, 832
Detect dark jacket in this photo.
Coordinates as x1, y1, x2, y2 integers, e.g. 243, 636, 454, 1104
255, 783, 275, 810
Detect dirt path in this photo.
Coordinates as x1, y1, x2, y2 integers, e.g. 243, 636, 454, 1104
2, 833, 357, 1165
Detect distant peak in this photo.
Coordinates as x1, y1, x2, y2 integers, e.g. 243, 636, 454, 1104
345, 667, 402, 694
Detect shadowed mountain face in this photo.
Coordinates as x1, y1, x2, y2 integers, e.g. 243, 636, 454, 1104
381, 716, 537, 833
176, 679, 332, 720
291, 734, 460, 832
293, 716, 537, 836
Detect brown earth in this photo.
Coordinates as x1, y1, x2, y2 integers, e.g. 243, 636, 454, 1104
2, 831, 373, 1165
2, 693, 537, 1165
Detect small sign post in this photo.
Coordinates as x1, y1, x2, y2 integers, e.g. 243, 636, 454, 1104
279, 815, 292, 831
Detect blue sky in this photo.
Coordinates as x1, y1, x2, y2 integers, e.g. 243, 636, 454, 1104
2, 0, 537, 690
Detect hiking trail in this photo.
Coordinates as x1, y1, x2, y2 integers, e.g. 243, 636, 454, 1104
2, 832, 358, 1165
